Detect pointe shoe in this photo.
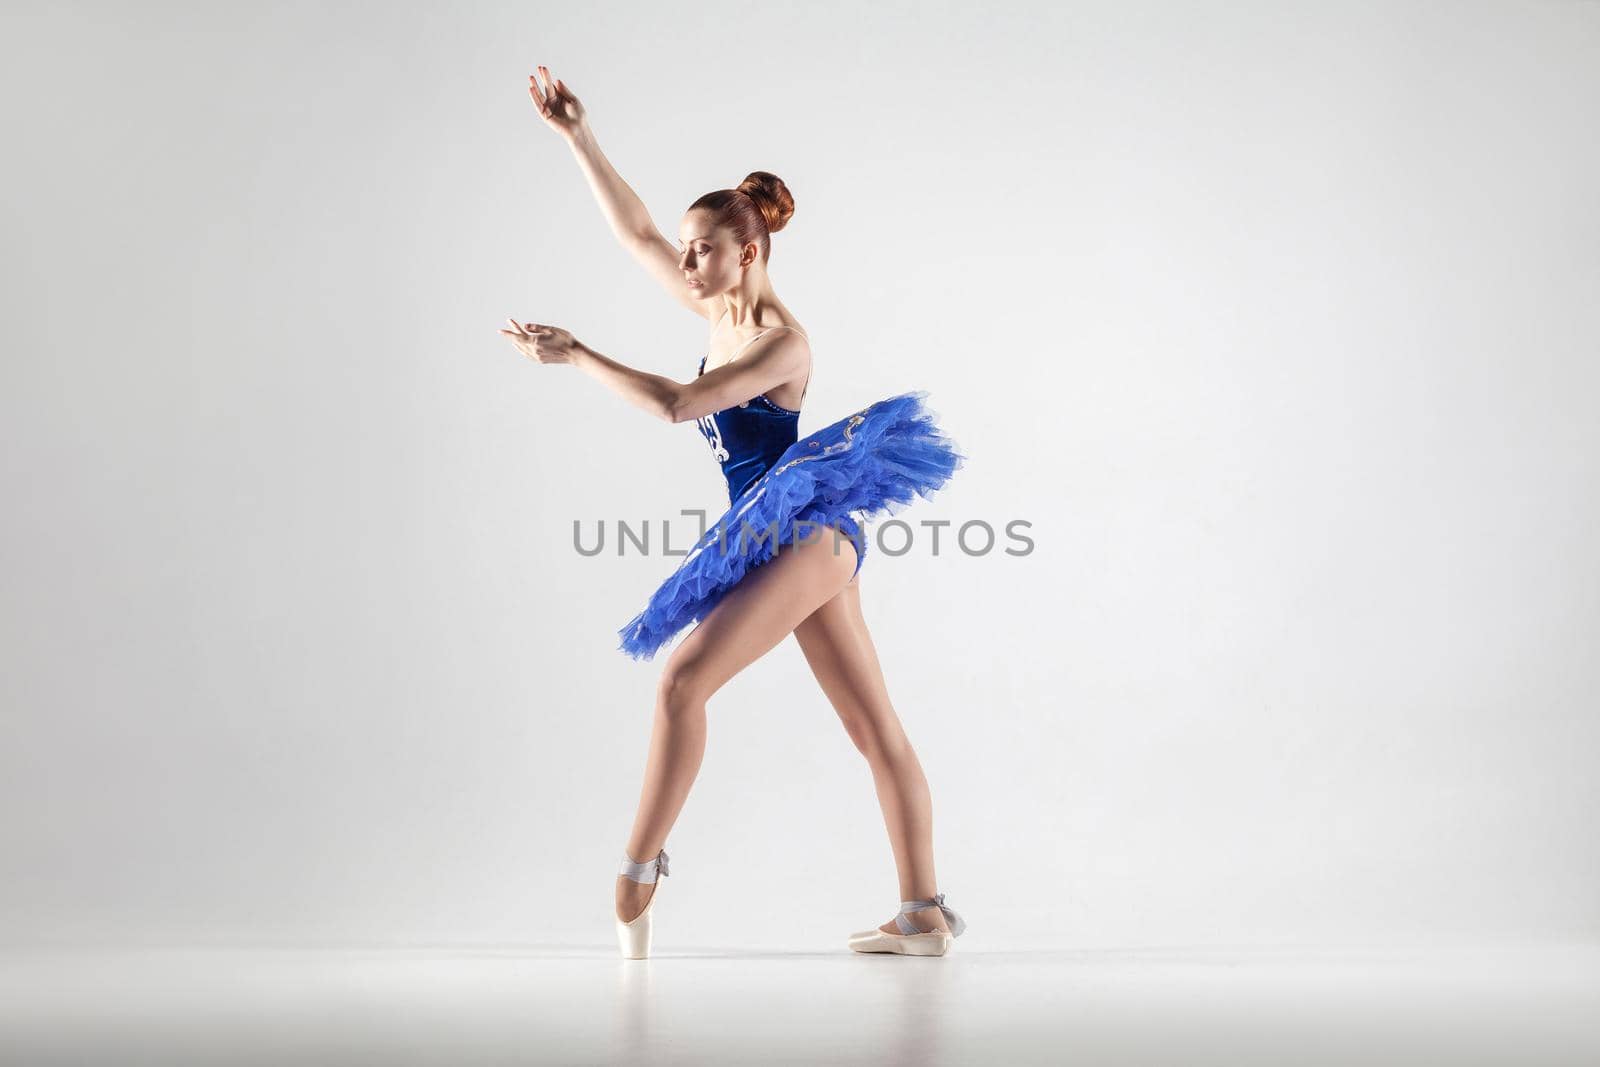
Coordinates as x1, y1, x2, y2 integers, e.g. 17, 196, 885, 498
848, 892, 967, 957
615, 848, 670, 959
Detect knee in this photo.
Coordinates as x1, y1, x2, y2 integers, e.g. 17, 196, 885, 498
837, 718, 874, 758
842, 718, 898, 763
853, 720, 912, 766
655, 661, 708, 721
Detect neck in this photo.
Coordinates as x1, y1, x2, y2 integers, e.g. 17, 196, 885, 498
721, 267, 784, 330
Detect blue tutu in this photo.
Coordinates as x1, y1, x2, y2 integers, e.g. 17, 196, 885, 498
617, 390, 965, 661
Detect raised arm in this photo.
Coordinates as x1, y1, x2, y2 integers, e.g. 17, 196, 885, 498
529, 67, 712, 320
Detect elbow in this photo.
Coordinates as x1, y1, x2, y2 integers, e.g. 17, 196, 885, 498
661, 391, 686, 425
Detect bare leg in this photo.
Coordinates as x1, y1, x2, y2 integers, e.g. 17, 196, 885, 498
617, 524, 860, 922
791, 573, 950, 935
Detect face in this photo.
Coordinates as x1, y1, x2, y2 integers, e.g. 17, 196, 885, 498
677, 211, 751, 299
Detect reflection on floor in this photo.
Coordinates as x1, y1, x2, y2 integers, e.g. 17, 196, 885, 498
2, 941, 1597, 1066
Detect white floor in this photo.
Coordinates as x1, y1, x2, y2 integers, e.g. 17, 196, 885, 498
2, 941, 1597, 1066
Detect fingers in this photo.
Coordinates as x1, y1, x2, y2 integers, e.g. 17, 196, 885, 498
529, 66, 577, 119
505, 317, 548, 335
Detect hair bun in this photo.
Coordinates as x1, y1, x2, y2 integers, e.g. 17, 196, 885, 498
736, 171, 795, 234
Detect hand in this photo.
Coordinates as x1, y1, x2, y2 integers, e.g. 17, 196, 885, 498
501, 318, 583, 365
528, 65, 586, 138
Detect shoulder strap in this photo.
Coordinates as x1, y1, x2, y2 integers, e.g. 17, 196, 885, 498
732, 324, 807, 357
739, 326, 812, 406
709, 323, 813, 403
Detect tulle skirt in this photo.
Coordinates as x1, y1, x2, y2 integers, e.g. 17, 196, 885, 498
617, 391, 965, 661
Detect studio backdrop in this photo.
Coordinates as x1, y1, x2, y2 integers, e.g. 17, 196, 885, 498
2, 0, 1596, 951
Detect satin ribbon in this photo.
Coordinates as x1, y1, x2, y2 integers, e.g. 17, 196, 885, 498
618, 848, 670, 884
895, 891, 966, 937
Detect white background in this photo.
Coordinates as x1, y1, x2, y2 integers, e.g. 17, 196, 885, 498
2, 0, 1596, 952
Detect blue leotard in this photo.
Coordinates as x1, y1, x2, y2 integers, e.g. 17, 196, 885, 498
692, 325, 811, 502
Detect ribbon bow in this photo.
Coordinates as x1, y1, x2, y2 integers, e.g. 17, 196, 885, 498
896, 891, 967, 937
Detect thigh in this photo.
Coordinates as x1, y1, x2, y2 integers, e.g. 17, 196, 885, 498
790, 576, 901, 747
662, 525, 859, 702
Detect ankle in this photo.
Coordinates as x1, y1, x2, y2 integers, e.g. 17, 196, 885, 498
901, 905, 951, 933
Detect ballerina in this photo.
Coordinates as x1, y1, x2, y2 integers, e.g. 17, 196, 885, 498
503, 66, 969, 959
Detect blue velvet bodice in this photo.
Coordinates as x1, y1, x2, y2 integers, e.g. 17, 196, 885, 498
693, 353, 803, 502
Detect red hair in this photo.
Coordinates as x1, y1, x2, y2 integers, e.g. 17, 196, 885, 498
689, 171, 795, 263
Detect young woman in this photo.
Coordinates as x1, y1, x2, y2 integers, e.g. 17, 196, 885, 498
503, 66, 969, 960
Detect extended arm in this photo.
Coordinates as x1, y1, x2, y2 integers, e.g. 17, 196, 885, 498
566, 330, 809, 424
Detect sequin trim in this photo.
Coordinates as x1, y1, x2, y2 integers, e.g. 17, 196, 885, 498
679, 407, 869, 567
769, 412, 866, 476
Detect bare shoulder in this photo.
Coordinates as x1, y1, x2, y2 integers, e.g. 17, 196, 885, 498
706, 314, 811, 364
758, 321, 811, 351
